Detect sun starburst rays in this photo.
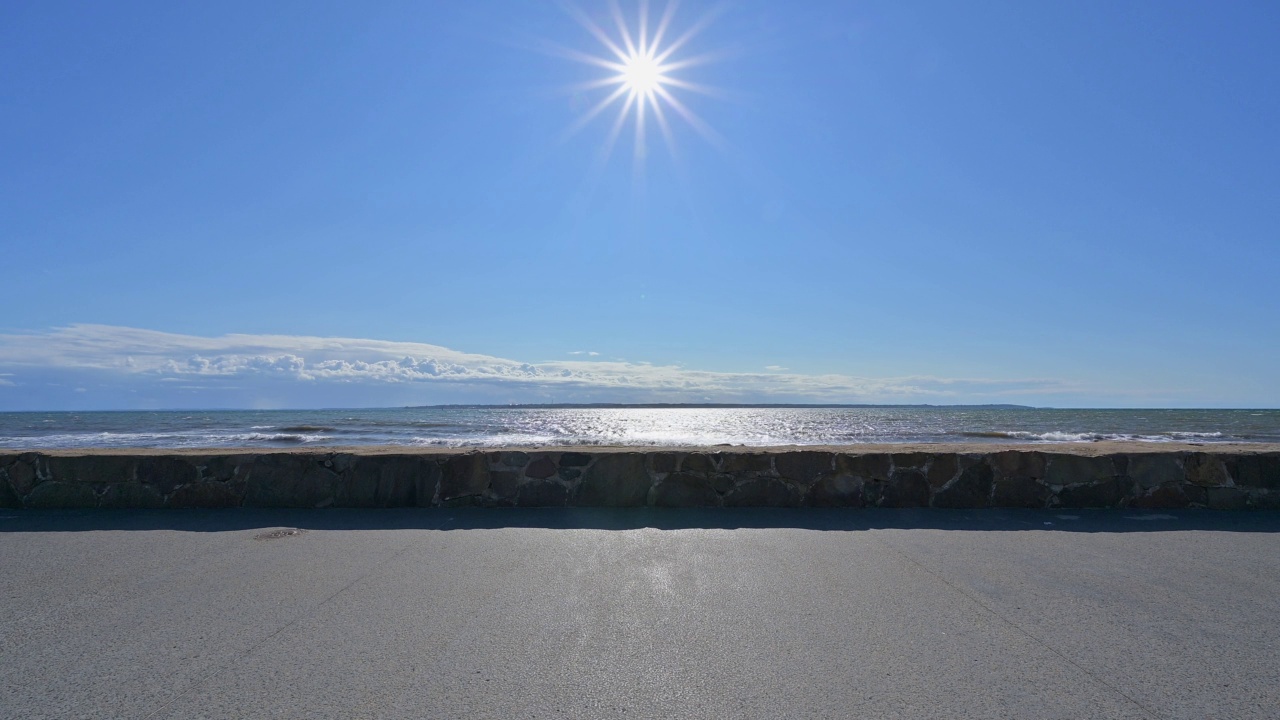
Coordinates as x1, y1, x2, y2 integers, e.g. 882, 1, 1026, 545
556, 0, 723, 172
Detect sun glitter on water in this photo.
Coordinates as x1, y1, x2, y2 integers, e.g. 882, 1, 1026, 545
554, 0, 724, 167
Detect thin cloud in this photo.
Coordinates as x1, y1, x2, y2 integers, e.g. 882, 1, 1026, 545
0, 324, 1077, 406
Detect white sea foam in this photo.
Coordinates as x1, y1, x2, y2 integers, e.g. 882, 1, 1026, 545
222, 432, 330, 445
0, 429, 332, 449
961, 430, 1234, 444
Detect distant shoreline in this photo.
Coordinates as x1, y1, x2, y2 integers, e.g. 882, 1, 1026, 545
403, 403, 1038, 410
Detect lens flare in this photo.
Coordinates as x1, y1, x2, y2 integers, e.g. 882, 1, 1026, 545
552, 1, 726, 170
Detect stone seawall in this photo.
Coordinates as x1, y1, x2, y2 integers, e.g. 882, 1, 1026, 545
2, 446, 1278, 510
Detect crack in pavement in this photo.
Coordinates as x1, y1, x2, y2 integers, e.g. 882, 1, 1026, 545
871, 533, 1160, 720
139, 525, 439, 720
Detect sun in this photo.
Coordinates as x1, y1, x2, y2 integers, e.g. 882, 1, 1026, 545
621, 52, 663, 96
552, 1, 724, 168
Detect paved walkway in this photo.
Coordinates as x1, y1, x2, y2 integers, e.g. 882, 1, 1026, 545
2, 508, 1278, 719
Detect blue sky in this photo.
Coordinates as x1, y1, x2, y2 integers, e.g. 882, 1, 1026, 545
2, 0, 1277, 410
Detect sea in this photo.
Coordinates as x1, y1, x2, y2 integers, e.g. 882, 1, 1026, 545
0, 406, 1277, 450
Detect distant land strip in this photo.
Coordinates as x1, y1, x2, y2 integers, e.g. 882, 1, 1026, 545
405, 403, 1037, 410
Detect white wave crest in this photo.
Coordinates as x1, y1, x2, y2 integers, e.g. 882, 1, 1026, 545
978, 430, 1231, 443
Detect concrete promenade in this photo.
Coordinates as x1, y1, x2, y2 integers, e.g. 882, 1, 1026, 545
2, 508, 1278, 719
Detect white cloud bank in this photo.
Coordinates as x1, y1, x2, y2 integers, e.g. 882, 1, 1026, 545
0, 324, 1076, 409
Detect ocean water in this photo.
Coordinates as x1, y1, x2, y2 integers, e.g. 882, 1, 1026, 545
0, 407, 1276, 450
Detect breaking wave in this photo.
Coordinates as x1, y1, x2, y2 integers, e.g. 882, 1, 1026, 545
953, 430, 1229, 443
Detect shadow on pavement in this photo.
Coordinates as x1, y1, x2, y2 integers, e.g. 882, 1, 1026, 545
1, 507, 1279, 534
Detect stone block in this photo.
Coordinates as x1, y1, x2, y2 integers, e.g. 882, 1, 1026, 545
804, 475, 868, 507
1056, 477, 1137, 508
516, 480, 568, 507
100, 483, 165, 509
1184, 484, 1209, 507
197, 455, 253, 483
835, 453, 891, 482
337, 457, 382, 507
136, 456, 200, 495
709, 473, 736, 494
651, 473, 720, 507
989, 452, 1048, 507
413, 458, 444, 507
572, 454, 650, 507
890, 453, 931, 471
440, 454, 489, 501
525, 456, 557, 479
300, 463, 344, 508
989, 451, 1046, 480
1244, 489, 1280, 509
167, 482, 242, 509
926, 454, 960, 489
1227, 455, 1280, 490
1112, 455, 1130, 476
932, 460, 993, 508
992, 476, 1051, 508
681, 453, 715, 473
341, 456, 438, 507
724, 478, 800, 507
46, 455, 135, 485
244, 456, 340, 508
0, 477, 21, 508
718, 453, 773, 474
488, 471, 521, 501
1184, 453, 1230, 487
328, 453, 358, 474
1207, 487, 1248, 510
499, 451, 530, 468
1131, 484, 1192, 509
881, 469, 930, 508
1045, 455, 1116, 487
477, 495, 515, 509
1128, 454, 1184, 489
4, 459, 37, 496
650, 453, 678, 474
559, 452, 592, 467
25, 482, 98, 509
775, 452, 833, 487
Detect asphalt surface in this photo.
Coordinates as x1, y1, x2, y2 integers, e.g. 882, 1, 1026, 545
2, 508, 1278, 719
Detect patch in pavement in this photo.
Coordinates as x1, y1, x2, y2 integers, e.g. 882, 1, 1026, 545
253, 528, 306, 541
